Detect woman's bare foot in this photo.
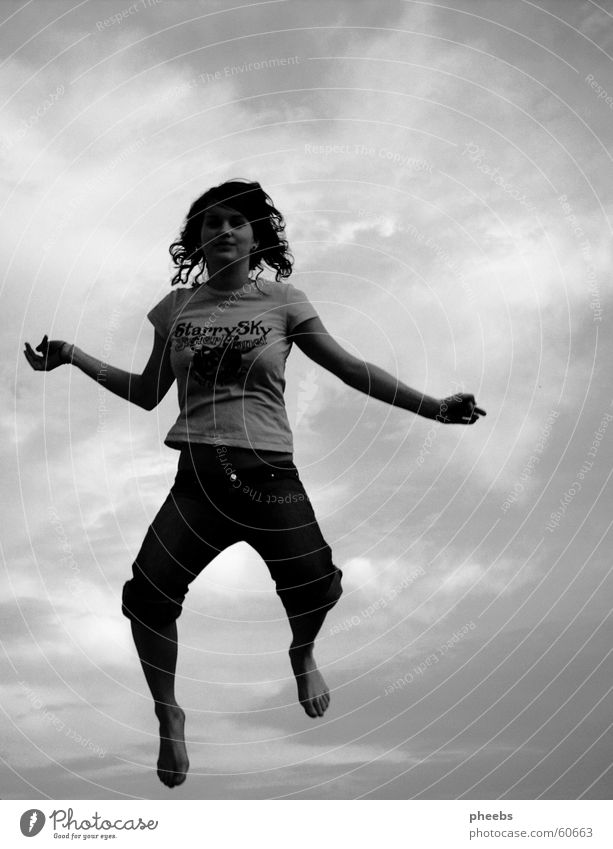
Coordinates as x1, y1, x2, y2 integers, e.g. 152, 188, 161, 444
289, 645, 330, 718
155, 703, 189, 787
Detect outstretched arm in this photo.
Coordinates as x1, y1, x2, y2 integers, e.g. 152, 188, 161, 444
23, 330, 175, 411
290, 316, 486, 424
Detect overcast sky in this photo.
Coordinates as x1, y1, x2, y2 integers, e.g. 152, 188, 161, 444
2, 0, 612, 800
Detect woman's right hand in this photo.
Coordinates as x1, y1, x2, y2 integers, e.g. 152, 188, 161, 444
23, 335, 71, 371
436, 393, 486, 424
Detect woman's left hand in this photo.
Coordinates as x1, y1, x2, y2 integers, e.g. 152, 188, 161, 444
24, 335, 70, 371
436, 393, 486, 425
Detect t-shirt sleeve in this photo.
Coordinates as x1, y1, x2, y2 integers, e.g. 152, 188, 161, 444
284, 283, 320, 335
147, 291, 176, 338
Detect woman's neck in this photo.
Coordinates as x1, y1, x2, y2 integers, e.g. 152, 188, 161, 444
205, 263, 251, 291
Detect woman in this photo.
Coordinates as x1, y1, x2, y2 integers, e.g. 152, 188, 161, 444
24, 179, 486, 788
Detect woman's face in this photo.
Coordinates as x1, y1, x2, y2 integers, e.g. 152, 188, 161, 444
200, 203, 256, 272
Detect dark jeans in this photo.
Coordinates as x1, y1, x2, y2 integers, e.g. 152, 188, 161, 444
122, 444, 343, 628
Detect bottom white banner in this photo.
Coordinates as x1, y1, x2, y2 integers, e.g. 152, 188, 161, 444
1, 800, 611, 848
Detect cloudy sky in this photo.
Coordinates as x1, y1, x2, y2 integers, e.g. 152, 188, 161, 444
2, 0, 612, 801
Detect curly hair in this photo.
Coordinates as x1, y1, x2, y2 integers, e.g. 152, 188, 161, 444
169, 179, 293, 287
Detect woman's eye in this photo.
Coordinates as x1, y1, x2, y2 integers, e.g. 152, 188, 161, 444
204, 218, 247, 228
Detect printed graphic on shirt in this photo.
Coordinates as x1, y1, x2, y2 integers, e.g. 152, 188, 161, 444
172, 319, 274, 389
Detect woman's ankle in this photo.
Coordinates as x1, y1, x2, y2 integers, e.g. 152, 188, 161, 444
289, 640, 314, 656
154, 699, 181, 717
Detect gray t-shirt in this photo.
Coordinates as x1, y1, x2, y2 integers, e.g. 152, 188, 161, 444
147, 278, 319, 452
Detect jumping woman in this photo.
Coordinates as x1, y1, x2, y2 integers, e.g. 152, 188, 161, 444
24, 179, 486, 788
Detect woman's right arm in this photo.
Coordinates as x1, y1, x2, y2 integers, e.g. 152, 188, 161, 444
23, 330, 175, 411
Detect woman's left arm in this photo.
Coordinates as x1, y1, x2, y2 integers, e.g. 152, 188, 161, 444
290, 316, 486, 424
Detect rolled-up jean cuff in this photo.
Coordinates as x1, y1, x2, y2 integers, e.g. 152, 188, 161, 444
279, 568, 343, 620
121, 580, 184, 629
